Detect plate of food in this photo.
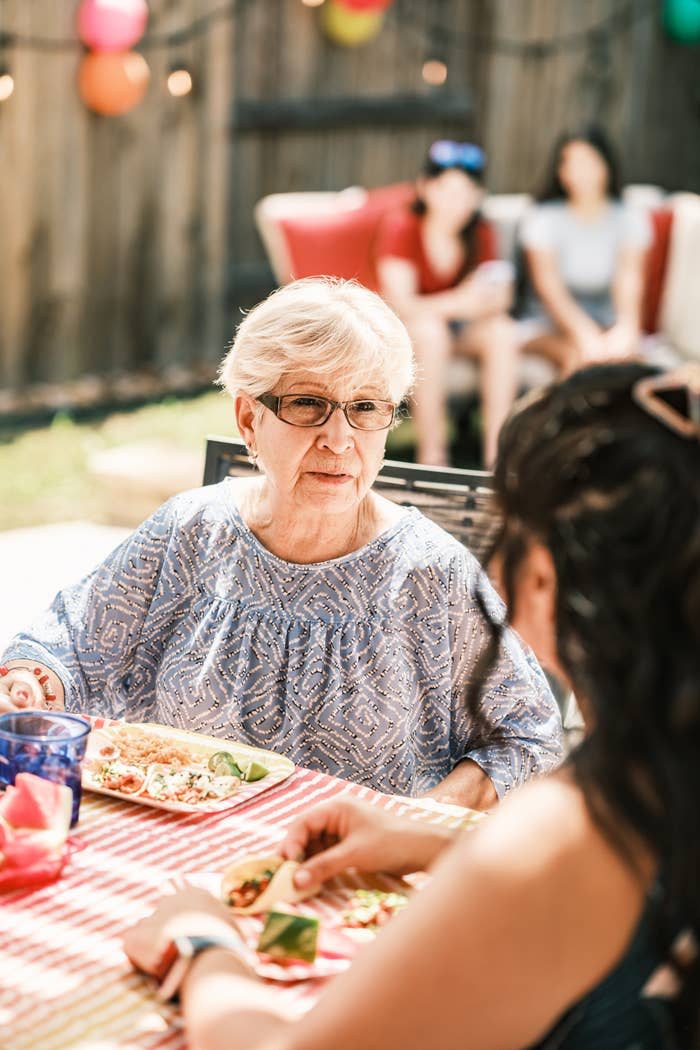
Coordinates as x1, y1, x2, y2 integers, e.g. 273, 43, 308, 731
81, 722, 295, 813
182, 855, 413, 982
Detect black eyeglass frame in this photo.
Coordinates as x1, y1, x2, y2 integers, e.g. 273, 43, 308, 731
257, 393, 397, 431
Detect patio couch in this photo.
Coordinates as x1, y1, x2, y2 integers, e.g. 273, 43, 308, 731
255, 183, 700, 391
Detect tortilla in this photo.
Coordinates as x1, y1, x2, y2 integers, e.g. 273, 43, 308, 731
144, 764, 240, 804
221, 854, 317, 915
84, 760, 147, 795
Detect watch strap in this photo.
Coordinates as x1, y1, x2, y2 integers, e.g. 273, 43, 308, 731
157, 933, 255, 1002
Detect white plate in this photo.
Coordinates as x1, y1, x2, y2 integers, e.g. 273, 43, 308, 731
82, 721, 295, 814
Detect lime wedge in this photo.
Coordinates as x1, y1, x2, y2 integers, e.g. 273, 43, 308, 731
242, 760, 269, 783
207, 751, 243, 779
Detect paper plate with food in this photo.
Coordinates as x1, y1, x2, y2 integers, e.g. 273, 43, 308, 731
82, 723, 294, 813
184, 858, 361, 982
182, 853, 414, 982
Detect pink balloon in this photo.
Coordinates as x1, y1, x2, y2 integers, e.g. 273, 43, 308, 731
77, 0, 149, 53
335, 0, 394, 9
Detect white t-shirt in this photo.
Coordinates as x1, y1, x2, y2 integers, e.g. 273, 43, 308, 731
519, 200, 652, 325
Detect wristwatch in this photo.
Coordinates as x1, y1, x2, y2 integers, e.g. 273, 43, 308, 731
157, 932, 255, 1002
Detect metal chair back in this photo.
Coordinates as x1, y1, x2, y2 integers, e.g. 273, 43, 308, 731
203, 436, 500, 563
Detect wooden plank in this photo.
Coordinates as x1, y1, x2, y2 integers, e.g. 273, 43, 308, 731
153, 0, 200, 370
232, 93, 474, 131
199, 0, 235, 363
34, 4, 89, 383
0, 0, 36, 387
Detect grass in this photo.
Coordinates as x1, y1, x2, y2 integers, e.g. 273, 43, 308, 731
0, 390, 424, 532
0, 391, 235, 531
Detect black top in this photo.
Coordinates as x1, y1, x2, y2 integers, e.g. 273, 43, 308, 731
533, 885, 681, 1049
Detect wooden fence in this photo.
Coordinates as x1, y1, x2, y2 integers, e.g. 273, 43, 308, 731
0, 0, 698, 400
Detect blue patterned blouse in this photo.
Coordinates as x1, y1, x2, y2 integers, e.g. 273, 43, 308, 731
4, 481, 562, 796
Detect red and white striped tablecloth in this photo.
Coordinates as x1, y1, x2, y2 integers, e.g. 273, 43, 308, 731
0, 736, 482, 1050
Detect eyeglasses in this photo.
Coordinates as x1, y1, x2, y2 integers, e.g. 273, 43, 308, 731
632, 364, 700, 441
257, 393, 396, 431
428, 140, 486, 175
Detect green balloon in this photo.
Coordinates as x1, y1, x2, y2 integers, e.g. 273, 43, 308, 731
664, 0, 700, 42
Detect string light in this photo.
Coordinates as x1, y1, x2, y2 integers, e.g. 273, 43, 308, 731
0, 0, 659, 114
167, 66, 193, 97
0, 0, 655, 56
422, 59, 447, 85
0, 69, 14, 102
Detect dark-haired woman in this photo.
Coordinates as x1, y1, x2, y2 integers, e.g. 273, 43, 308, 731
375, 140, 519, 467
520, 126, 652, 373
126, 361, 699, 1048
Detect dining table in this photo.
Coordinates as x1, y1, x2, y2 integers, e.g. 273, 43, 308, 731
0, 717, 483, 1050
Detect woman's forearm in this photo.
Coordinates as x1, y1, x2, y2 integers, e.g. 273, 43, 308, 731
537, 284, 598, 342
424, 759, 497, 811
527, 250, 600, 343
612, 248, 645, 330
378, 258, 486, 323
183, 951, 291, 1050
387, 285, 473, 323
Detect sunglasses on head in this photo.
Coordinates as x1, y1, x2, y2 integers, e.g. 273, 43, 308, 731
428, 140, 486, 175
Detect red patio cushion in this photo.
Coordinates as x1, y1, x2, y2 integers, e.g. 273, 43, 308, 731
642, 208, 673, 334
278, 182, 415, 292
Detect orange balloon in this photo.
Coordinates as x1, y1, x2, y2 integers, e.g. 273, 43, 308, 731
78, 51, 150, 116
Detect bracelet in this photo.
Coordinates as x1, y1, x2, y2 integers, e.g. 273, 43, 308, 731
0, 665, 57, 705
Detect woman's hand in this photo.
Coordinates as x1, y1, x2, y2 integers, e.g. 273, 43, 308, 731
599, 321, 640, 358
454, 276, 512, 320
572, 322, 607, 364
280, 798, 455, 888
123, 887, 242, 979
0, 667, 47, 712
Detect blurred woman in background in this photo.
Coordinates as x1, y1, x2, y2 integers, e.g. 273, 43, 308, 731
375, 140, 519, 468
519, 125, 652, 373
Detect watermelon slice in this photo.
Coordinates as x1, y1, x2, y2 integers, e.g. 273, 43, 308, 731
0, 773, 72, 835
1, 827, 65, 867
0, 774, 73, 892
0, 853, 67, 893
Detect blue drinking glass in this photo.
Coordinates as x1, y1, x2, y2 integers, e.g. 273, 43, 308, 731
0, 711, 91, 827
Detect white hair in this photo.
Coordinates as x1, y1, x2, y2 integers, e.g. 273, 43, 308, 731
218, 277, 415, 405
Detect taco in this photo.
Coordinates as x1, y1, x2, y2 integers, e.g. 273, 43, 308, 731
221, 854, 317, 914
144, 764, 240, 805
84, 760, 147, 795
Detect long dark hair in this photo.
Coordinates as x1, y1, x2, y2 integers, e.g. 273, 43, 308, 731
412, 156, 485, 280
471, 363, 700, 1041
539, 124, 622, 202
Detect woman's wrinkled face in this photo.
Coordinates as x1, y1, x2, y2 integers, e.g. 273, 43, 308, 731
419, 168, 482, 230
557, 140, 610, 201
238, 372, 392, 518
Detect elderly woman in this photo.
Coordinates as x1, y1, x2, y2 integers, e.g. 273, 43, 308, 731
0, 278, 561, 808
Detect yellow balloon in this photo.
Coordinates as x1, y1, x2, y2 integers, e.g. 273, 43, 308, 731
321, 1, 384, 46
